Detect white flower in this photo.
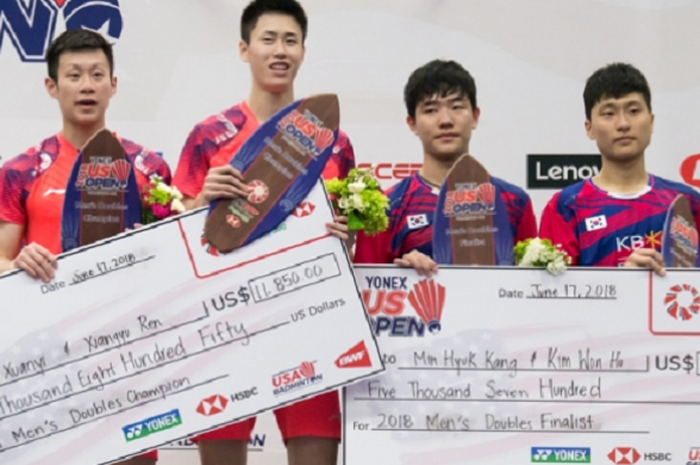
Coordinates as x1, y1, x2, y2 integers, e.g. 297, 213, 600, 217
338, 197, 350, 210
516, 237, 569, 275
171, 186, 184, 200
521, 239, 546, 266
170, 198, 186, 213
348, 181, 366, 194
546, 257, 568, 275
350, 193, 365, 211
156, 182, 172, 195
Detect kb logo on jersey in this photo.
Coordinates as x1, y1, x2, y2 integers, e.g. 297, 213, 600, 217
0, 0, 123, 62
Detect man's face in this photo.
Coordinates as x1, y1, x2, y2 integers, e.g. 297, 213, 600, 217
407, 92, 480, 160
45, 49, 116, 129
586, 92, 654, 162
240, 13, 305, 94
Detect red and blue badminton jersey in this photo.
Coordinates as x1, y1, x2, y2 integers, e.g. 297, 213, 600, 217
354, 174, 537, 263
174, 101, 355, 199
539, 175, 700, 267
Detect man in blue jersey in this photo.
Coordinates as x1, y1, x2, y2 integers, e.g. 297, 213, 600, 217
540, 63, 700, 274
354, 59, 537, 271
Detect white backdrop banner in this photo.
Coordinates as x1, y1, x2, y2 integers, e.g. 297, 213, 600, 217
2, 1, 700, 464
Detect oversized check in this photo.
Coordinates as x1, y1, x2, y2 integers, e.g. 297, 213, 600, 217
0, 182, 383, 465
345, 266, 700, 464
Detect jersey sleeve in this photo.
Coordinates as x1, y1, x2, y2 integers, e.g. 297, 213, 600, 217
353, 229, 393, 264
0, 155, 33, 225
141, 152, 172, 185
322, 131, 356, 181
515, 196, 538, 244
539, 192, 580, 265
173, 124, 210, 200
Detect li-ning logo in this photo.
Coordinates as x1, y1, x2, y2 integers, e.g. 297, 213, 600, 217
75, 158, 130, 191
364, 277, 445, 337
277, 109, 334, 159
443, 183, 496, 216
670, 215, 699, 255
0, 0, 123, 63
665, 283, 700, 321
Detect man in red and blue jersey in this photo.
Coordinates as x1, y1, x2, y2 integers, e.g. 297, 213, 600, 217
0, 30, 169, 465
354, 60, 537, 272
172, 1, 354, 465
540, 63, 700, 274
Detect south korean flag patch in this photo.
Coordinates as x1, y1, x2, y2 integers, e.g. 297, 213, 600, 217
585, 215, 607, 232
407, 214, 429, 230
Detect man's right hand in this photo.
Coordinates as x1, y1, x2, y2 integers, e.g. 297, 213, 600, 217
394, 250, 438, 278
12, 242, 58, 283
623, 248, 666, 276
201, 166, 250, 204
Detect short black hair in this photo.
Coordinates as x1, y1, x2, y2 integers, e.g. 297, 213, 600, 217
241, 0, 308, 44
46, 29, 114, 83
403, 60, 477, 119
583, 63, 652, 120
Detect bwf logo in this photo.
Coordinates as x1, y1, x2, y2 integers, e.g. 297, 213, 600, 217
0, 0, 123, 62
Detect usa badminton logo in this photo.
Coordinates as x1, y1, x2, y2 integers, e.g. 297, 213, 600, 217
363, 277, 445, 337
271, 361, 323, 396
443, 182, 496, 216
75, 158, 130, 191
0, 0, 123, 63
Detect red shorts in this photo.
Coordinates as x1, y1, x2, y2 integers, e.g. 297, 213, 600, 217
192, 391, 340, 442
139, 451, 158, 461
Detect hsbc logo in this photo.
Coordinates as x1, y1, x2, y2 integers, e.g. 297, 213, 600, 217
527, 154, 601, 189
196, 394, 228, 417
609, 448, 641, 464
230, 387, 258, 403
607, 448, 671, 464
357, 162, 421, 181
293, 202, 315, 218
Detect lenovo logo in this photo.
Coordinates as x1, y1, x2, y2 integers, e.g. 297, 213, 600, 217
527, 154, 601, 189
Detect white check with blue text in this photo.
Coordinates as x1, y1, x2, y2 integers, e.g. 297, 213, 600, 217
345, 266, 700, 464
0, 183, 383, 465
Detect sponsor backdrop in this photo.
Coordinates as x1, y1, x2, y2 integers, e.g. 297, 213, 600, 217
2, 0, 700, 464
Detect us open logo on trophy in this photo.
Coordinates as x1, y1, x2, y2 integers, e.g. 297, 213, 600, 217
442, 182, 496, 216
75, 158, 131, 191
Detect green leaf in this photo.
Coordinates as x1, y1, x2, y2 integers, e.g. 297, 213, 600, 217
347, 210, 365, 230
141, 209, 157, 225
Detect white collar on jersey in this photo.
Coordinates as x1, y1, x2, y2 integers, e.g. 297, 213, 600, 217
606, 185, 652, 199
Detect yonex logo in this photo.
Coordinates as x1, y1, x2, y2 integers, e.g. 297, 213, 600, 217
122, 409, 182, 442
532, 447, 591, 463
